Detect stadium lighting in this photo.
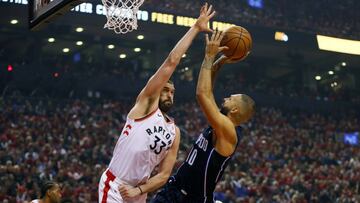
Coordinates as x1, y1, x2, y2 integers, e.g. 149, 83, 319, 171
76, 41, 83, 46
48, 38, 55, 43
134, 48, 141, 52
10, 19, 18, 24
275, 32, 288, 42
315, 75, 321, 81
119, 54, 127, 59
75, 27, 84, 32
316, 35, 360, 55
328, 71, 334, 75
341, 62, 347, 67
137, 35, 144, 40
107, 44, 115, 49
62, 48, 70, 53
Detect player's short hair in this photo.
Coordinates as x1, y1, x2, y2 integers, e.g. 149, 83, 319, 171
242, 94, 256, 118
40, 181, 57, 198
167, 80, 174, 85
234, 94, 255, 124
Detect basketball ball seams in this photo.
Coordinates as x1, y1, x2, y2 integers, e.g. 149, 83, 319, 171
239, 38, 247, 59
241, 34, 251, 42
221, 36, 241, 46
220, 25, 252, 61
229, 38, 240, 58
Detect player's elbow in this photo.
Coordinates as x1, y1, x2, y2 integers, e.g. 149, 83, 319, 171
166, 51, 181, 67
196, 90, 210, 100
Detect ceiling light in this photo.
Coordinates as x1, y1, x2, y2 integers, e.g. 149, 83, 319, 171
134, 48, 141, 52
76, 41, 83, 46
341, 62, 346, 67
328, 71, 334, 75
75, 27, 84, 32
48, 38, 55, 43
119, 54, 127, 59
62, 48, 70, 53
137, 35, 144, 40
315, 75, 321, 81
10, 19, 18, 24
107, 44, 115, 49
182, 54, 186, 58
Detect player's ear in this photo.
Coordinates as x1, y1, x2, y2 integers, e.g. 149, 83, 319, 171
230, 106, 238, 114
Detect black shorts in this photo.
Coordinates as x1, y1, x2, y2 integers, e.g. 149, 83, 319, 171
151, 177, 214, 203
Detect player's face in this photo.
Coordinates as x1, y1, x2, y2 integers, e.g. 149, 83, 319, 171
221, 94, 242, 116
159, 83, 175, 113
48, 184, 62, 203
220, 95, 233, 115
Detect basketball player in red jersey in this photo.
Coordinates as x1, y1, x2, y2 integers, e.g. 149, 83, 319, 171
98, 3, 216, 203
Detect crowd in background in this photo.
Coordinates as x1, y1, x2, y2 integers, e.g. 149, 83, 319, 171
0, 96, 359, 203
145, 0, 360, 40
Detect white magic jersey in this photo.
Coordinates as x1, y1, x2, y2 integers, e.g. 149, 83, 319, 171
108, 108, 176, 186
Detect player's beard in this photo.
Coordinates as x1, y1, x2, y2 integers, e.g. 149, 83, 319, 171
220, 105, 230, 116
159, 99, 173, 113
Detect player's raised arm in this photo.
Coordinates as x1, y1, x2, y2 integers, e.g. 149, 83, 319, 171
196, 30, 236, 144
128, 3, 215, 119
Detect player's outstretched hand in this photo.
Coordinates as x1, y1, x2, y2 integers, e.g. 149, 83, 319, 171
205, 29, 229, 58
194, 3, 216, 32
119, 184, 141, 200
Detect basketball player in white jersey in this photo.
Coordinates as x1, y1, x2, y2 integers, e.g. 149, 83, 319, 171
98, 3, 216, 203
31, 181, 61, 203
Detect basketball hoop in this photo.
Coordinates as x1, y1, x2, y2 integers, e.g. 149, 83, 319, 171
102, 0, 144, 34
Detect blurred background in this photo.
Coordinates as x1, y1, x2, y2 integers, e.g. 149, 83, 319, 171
0, 0, 359, 202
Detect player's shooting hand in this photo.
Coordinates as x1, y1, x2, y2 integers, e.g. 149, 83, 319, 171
205, 30, 229, 58
119, 184, 141, 200
194, 3, 216, 32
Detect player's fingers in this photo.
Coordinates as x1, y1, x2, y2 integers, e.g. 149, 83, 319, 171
206, 4, 213, 15
219, 46, 229, 52
208, 11, 216, 19
217, 31, 225, 41
210, 30, 216, 41
203, 2, 208, 12
205, 34, 210, 44
200, 3, 206, 14
215, 29, 221, 41
216, 31, 222, 41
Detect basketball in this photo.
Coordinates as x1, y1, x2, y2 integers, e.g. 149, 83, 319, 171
220, 26, 252, 61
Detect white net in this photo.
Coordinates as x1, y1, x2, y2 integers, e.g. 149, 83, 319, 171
102, 0, 144, 34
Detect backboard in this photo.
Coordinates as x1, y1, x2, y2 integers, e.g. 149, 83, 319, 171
28, 0, 84, 30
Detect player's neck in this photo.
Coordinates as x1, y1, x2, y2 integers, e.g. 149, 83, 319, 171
161, 111, 171, 122
228, 115, 238, 126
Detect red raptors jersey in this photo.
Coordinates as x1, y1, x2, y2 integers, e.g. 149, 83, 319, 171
108, 108, 176, 186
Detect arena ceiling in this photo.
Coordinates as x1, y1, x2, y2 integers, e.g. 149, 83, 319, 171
0, 1, 359, 87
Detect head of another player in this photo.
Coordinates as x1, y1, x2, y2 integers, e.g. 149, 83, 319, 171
159, 80, 175, 113
41, 181, 62, 203
220, 94, 255, 126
